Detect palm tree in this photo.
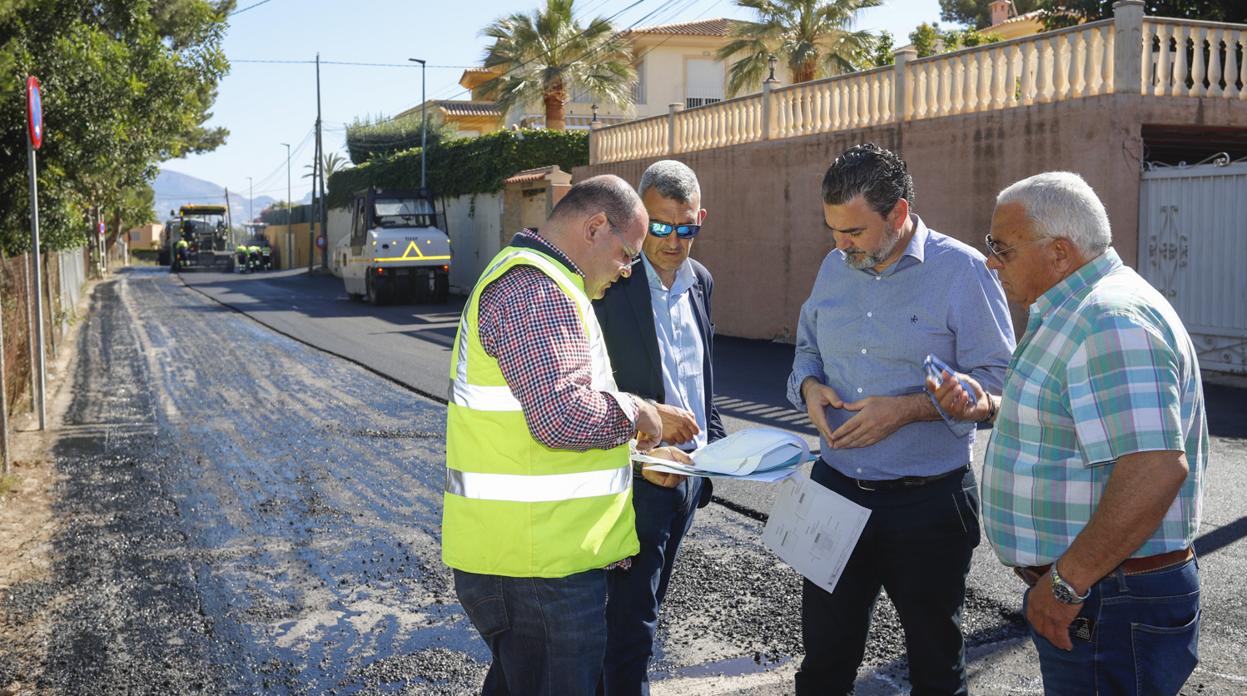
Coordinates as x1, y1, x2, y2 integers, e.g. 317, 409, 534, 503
716, 0, 883, 98
303, 152, 349, 188
480, 0, 634, 130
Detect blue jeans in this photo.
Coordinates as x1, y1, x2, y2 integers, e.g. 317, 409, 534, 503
1025, 557, 1200, 695
454, 568, 608, 696
601, 475, 705, 696
796, 461, 980, 696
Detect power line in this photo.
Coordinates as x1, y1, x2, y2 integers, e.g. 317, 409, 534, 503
230, 0, 276, 17
231, 59, 474, 69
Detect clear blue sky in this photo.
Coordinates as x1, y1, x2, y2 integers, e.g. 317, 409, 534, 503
166, 0, 945, 203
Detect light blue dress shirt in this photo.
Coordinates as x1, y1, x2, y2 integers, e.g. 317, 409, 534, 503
641, 254, 708, 451
786, 215, 1016, 480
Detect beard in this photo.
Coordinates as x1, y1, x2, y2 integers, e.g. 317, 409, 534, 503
843, 223, 903, 270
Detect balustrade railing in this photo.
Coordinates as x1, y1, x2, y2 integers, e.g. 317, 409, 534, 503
904, 20, 1114, 119
590, 4, 1245, 164
1143, 18, 1247, 99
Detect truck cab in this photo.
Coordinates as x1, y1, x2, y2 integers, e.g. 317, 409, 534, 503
338, 187, 451, 304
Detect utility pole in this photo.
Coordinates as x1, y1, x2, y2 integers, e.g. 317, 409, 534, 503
407, 57, 428, 189
316, 52, 328, 271
281, 142, 291, 269
248, 176, 253, 222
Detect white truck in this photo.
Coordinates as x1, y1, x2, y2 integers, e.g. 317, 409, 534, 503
337, 187, 451, 304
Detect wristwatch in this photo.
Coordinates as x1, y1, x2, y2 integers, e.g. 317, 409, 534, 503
1050, 562, 1090, 605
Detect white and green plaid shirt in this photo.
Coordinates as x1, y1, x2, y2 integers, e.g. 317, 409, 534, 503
983, 249, 1208, 568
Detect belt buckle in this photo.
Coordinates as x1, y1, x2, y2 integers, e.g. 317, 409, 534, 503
855, 478, 879, 492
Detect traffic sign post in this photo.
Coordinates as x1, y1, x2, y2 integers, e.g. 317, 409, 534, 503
26, 75, 46, 431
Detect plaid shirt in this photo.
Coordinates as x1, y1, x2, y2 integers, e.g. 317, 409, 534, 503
983, 249, 1208, 567
478, 230, 637, 451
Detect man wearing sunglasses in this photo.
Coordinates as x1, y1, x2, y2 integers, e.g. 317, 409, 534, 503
929, 172, 1207, 694
593, 160, 725, 695
787, 144, 1015, 695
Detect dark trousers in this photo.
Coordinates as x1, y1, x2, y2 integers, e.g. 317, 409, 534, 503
600, 475, 705, 696
796, 461, 980, 696
454, 568, 608, 696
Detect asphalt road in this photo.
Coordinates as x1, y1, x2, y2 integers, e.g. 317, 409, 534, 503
2, 266, 1243, 695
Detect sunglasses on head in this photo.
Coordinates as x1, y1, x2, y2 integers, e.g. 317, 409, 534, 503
648, 220, 701, 239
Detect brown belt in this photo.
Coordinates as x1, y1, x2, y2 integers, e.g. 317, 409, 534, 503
1014, 547, 1194, 588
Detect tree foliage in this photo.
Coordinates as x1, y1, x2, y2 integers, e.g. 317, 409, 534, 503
345, 112, 456, 165
479, 0, 634, 131
327, 128, 588, 209
717, 0, 884, 97
0, 0, 231, 255
909, 22, 1001, 58
938, 0, 1042, 30
938, 0, 1244, 31
1040, 0, 1246, 29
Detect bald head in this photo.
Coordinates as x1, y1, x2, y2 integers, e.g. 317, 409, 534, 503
543, 174, 647, 299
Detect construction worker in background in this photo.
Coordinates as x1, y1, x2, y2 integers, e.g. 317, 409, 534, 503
248, 244, 262, 273
261, 245, 273, 271
235, 244, 249, 273
173, 238, 189, 271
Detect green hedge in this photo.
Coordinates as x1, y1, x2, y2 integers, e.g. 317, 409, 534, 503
327, 128, 588, 208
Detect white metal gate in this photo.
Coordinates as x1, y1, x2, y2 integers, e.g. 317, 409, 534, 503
1139, 162, 1247, 375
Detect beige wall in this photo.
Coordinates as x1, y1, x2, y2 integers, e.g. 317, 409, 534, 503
576, 94, 1247, 341
265, 222, 315, 270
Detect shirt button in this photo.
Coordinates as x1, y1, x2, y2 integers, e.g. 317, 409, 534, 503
860, 348, 867, 354
875, 276, 881, 281
866, 312, 873, 318
856, 467, 863, 473
857, 388, 863, 393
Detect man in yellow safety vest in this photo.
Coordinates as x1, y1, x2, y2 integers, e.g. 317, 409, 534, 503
443, 175, 685, 695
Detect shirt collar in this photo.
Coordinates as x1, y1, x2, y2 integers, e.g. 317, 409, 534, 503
1030, 247, 1122, 316
641, 253, 695, 295
854, 213, 928, 277
512, 228, 583, 277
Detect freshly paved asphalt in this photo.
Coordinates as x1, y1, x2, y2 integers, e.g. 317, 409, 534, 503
176, 266, 1247, 694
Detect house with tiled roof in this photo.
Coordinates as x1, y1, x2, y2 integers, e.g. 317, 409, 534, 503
403, 17, 793, 136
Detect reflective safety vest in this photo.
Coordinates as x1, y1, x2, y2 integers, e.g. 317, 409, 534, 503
442, 245, 638, 578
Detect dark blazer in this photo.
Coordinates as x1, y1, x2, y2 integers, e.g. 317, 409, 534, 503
593, 258, 725, 505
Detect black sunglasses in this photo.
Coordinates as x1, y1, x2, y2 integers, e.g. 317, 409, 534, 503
648, 220, 700, 239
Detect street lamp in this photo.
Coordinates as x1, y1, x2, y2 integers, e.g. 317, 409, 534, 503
247, 176, 253, 222
764, 54, 779, 84
408, 57, 427, 190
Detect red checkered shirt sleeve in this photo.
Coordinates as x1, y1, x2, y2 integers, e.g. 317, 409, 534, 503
478, 265, 637, 451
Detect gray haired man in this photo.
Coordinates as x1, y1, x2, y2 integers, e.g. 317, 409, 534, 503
594, 160, 725, 695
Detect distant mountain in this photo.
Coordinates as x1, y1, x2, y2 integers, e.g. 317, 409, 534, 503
154, 169, 309, 225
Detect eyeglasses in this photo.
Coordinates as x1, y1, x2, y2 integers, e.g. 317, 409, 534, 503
606, 216, 642, 270
648, 220, 701, 239
984, 233, 1051, 264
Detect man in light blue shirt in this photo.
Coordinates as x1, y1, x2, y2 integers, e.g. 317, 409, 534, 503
594, 160, 724, 695
787, 144, 1015, 695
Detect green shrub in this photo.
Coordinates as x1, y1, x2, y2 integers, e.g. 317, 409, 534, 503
327, 128, 588, 208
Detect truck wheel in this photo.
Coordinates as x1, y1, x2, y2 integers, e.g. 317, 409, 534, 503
366, 274, 383, 306
434, 272, 449, 304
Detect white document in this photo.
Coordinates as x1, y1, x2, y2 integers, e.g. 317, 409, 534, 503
762, 472, 871, 594
635, 428, 813, 482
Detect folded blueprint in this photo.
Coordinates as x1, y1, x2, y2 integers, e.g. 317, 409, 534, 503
633, 428, 814, 482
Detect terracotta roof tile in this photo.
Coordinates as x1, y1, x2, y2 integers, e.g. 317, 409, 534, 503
625, 18, 733, 37
435, 101, 503, 117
